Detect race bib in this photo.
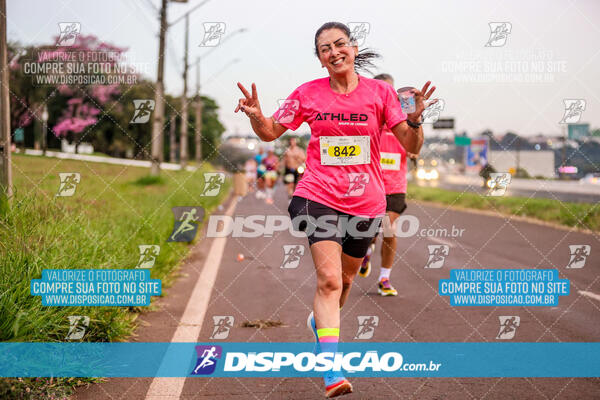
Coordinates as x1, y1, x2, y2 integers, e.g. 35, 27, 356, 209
319, 136, 370, 166
380, 152, 401, 170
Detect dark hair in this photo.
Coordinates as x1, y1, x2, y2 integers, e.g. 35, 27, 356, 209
314, 22, 380, 73
373, 73, 394, 82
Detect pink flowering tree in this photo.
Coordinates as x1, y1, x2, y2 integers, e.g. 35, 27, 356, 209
49, 35, 125, 152
53, 98, 101, 152
9, 35, 129, 153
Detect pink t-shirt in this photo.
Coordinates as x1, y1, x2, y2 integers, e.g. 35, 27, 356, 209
272, 76, 406, 217
380, 126, 408, 194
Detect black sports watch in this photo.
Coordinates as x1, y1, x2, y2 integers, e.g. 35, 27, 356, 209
406, 118, 422, 129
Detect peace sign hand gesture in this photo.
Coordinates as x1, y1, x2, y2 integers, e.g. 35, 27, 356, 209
235, 82, 263, 121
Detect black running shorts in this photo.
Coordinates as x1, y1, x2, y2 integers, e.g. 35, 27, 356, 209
385, 193, 407, 215
287, 196, 381, 258
284, 167, 300, 184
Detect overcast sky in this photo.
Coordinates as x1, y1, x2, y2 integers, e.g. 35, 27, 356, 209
7, 0, 600, 138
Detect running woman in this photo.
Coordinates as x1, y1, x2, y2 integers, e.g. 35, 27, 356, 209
358, 73, 431, 296
263, 148, 279, 204
244, 157, 257, 193
254, 146, 267, 199
235, 22, 434, 398
283, 137, 307, 198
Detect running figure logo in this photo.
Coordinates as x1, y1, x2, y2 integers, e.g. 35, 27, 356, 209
56, 23, 81, 46
425, 245, 449, 269
191, 345, 222, 375
486, 172, 511, 196
345, 173, 370, 197
559, 99, 586, 124
66, 315, 89, 340
130, 100, 155, 124
347, 22, 370, 47
136, 245, 160, 268
566, 245, 591, 269
56, 173, 81, 197
422, 99, 445, 124
281, 245, 305, 269
168, 207, 204, 242
275, 100, 300, 124
496, 316, 520, 340
210, 316, 234, 340
485, 22, 512, 47
354, 316, 379, 340
199, 22, 226, 47
201, 173, 225, 197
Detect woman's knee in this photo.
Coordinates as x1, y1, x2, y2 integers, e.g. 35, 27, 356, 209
341, 279, 353, 292
383, 235, 396, 246
316, 269, 342, 295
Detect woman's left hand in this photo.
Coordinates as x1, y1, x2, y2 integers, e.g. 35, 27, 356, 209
407, 81, 437, 123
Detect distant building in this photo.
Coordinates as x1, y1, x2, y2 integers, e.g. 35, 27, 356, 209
489, 150, 555, 178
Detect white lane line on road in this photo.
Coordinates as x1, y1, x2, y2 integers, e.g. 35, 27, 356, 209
578, 290, 600, 302
425, 236, 456, 248
145, 198, 237, 400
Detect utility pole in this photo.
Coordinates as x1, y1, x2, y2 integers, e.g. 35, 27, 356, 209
169, 114, 176, 162
150, 0, 168, 176
561, 124, 567, 179
515, 136, 520, 174
41, 105, 48, 156
190, 28, 247, 164
0, 0, 12, 203
167, 0, 210, 168
194, 98, 203, 163
194, 57, 202, 163
179, 14, 189, 168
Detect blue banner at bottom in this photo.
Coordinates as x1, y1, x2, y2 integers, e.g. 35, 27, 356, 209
0, 342, 598, 378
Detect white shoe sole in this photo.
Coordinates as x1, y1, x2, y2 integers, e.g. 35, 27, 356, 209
307, 311, 320, 354
326, 380, 353, 398
307, 311, 315, 333
377, 288, 398, 296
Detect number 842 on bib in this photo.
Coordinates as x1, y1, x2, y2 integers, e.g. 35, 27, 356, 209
319, 136, 370, 166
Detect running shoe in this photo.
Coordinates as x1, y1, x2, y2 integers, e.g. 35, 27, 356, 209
358, 245, 373, 277
325, 377, 353, 398
306, 311, 320, 354
265, 197, 274, 205
378, 278, 398, 296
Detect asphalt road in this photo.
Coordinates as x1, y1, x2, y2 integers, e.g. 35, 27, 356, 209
74, 183, 600, 400
418, 174, 600, 203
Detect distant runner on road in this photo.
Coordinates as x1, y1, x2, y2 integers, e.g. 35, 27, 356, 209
254, 146, 267, 199
359, 73, 434, 297
263, 148, 279, 204
283, 136, 306, 198
235, 21, 434, 398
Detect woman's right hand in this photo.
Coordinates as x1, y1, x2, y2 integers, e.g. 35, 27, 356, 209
235, 81, 288, 142
235, 82, 263, 121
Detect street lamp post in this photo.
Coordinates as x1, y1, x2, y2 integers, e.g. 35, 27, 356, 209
192, 28, 246, 163
168, 0, 211, 169
194, 75, 203, 163
0, 0, 12, 203
150, 0, 168, 176
179, 13, 190, 168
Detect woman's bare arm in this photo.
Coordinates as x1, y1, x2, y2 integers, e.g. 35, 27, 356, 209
235, 82, 288, 142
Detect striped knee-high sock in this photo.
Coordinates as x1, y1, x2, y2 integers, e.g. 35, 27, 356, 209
317, 328, 344, 388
